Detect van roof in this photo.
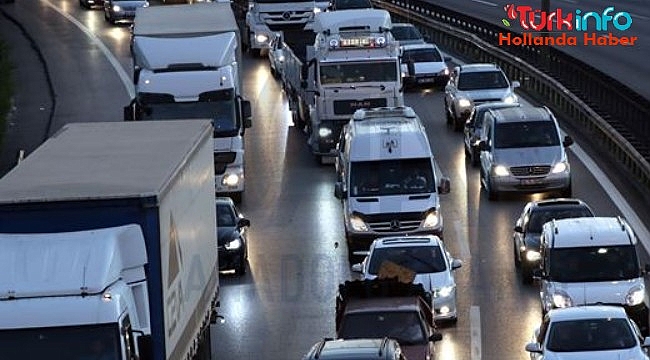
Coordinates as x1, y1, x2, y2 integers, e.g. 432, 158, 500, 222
545, 217, 635, 248
313, 9, 392, 34
348, 111, 432, 162
489, 106, 552, 124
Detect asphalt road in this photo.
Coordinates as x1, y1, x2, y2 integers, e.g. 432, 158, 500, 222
427, 0, 650, 101
2, 1, 650, 359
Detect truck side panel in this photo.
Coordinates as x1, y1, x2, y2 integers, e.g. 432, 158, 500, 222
0, 199, 166, 358
160, 130, 218, 360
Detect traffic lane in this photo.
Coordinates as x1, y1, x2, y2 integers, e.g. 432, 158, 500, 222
421, 0, 650, 100
212, 57, 352, 360
6, 0, 130, 132
404, 86, 628, 359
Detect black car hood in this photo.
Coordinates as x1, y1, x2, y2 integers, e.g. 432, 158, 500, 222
217, 227, 238, 246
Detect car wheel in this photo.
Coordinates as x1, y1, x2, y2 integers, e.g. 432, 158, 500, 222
513, 242, 521, 269
453, 117, 464, 132
235, 258, 247, 275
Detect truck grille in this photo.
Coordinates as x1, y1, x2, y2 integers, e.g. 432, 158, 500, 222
362, 212, 424, 233
261, 11, 313, 31
510, 165, 551, 177
214, 152, 236, 175
333, 98, 387, 115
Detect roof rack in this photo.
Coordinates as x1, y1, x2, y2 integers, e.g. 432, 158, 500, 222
352, 106, 417, 121
314, 338, 334, 359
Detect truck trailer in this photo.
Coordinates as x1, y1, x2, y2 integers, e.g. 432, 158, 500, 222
126, 2, 252, 203
0, 120, 219, 360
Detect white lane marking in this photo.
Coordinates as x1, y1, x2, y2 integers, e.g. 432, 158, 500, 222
570, 144, 650, 254
454, 219, 471, 259
40, 0, 135, 99
470, 306, 482, 360
470, 0, 498, 7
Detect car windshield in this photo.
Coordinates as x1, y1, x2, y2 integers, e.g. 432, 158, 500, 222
403, 48, 442, 63
527, 208, 594, 233
339, 311, 427, 344
0, 323, 120, 360
333, 0, 371, 9
368, 246, 447, 274
457, 70, 508, 90
546, 318, 636, 352
391, 26, 423, 41
216, 204, 237, 227
319, 61, 398, 84
548, 245, 639, 282
349, 158, 435, 197
494, 121, 560, 148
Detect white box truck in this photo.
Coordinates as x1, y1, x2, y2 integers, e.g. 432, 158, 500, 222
0, 120, 219, 360
126, 3, 251, 203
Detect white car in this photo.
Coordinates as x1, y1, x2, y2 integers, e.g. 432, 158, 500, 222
351, 235, 462, 323
526, 305, 650, 359
400, 43, 450, 90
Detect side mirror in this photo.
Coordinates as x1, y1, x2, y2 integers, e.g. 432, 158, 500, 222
444, 56, 452, 62
438, 176, 451, 195
511, 80, 521, 89
429, 333, 443, 342
524, 342, 542, 354
242, 100, 252, 125
514, 225, 523, 233
478, 140, 490, 151
642, 337, 650, 348
451, 259, 462, 270
351, 263, 363, 273
237, 217, 251, 228
334, 182, 347, 199
562, 135, 574, 147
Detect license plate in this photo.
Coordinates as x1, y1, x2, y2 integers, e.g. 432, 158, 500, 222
520, 178, 543, 185
417, 78, 435, 83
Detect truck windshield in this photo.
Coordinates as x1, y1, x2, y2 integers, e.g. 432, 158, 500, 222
320, 61, 398, 84
349, 158, 435, 197
548, 245, 639, 282
138, 90, 239, 137
0, 323, 120, 360
339, 311, 427, 345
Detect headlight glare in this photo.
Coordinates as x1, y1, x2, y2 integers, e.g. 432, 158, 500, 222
525, 250, 541, 261
422, 211, 440, 229
493, 165, 509, 177
222, 173, 240, 187
551, 161, 568, 173
255, 34, 269, 44
437, 285, 454, 298
112, 5, 120, 11
502, 94, 517, 104
225, 237, 242, 250
350, 215, 369, 232
319, 127, 332, 138
552, 291, 573, 308
626, 285, 645, 306
458, 98, 471, 108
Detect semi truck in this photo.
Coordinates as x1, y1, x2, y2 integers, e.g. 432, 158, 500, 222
0, 120, 219, 360
282, 9, 404, 163
126, 3, 251, 203
232, 0, 328, 56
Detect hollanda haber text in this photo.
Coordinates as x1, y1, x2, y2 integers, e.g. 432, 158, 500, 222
499, 32, 638, 46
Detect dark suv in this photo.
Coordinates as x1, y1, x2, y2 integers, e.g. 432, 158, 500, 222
512, 198, 594, 284
302, 338, 406, 360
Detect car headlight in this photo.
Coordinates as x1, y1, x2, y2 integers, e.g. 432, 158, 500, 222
437, 285, 455, 298
438, 68, 449, 76
492, 165, 510, 177
350, 215, 369, 232
222, 173, 240, 187
551, 161, 569, 174
458, 98, 472, 108
143, 1, 149, 7
313, 6, 322, 13
626, 285, 645, 306
225, 237, 242, 250
502, 94, 518, 104
278, 55, 285, 62
552, 291, 573, 308
422, 211, 440, 229
255, 34, 269, 44
525, 250, 541, 262
319, 127, 332, 138
112, 4, 121, 11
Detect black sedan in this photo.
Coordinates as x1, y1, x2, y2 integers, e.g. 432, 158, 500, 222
216, 197, 250, 275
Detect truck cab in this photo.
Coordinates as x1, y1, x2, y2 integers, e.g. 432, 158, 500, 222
127, 25, 252, 203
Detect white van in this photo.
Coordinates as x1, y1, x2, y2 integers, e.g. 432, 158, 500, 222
334, 107, 451, 263
537, 216, 650, 335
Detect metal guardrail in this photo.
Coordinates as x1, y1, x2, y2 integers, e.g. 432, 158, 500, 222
374, 0, 650, 194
